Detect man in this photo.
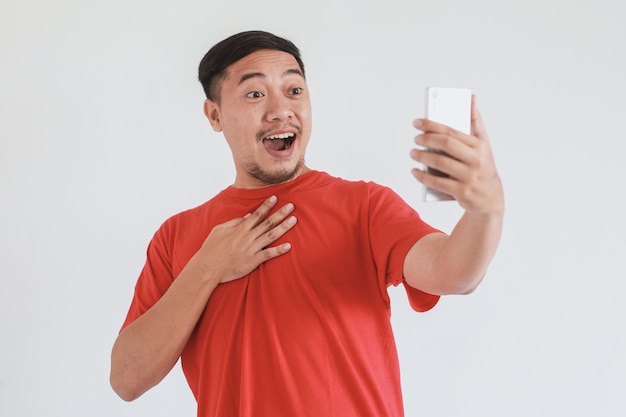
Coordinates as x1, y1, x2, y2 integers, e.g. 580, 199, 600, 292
110, 30, 504, 416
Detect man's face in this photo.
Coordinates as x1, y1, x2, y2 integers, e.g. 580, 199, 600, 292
204, 49, 312, 189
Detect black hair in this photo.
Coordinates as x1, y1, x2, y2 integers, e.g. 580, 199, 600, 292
198, 30, 305, 103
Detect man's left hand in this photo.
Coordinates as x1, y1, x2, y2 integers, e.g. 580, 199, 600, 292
410, 95, 504, 215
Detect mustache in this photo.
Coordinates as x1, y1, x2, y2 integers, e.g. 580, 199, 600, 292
257, 123, 302, 141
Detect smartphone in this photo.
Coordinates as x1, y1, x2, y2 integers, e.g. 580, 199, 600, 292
422, 87, 472, 202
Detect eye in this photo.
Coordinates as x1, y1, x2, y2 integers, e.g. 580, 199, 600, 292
290, 87, 303, 95
246, 91, 264, 98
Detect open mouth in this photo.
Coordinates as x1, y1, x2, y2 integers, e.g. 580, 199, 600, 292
262, 133, 296, 151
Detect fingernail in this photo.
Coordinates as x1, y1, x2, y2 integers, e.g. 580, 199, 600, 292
287, 216, 296, 225
268, 195, 277, 203
414, 119, 424, 128
282, 243, 292, 250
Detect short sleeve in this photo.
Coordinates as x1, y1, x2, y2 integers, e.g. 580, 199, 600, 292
367, 183, 441, 312
120, 221, 175, 331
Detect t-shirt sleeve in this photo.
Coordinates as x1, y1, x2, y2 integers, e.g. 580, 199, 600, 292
367, 183, 441, 312
120, 221, 175, 331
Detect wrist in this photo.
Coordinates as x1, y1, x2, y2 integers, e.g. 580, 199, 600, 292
184, 252, 222, 290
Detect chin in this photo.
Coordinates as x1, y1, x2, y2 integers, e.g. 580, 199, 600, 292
247, 160, 304, 185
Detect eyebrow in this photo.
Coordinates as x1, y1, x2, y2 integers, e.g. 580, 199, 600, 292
237, 68, 304, 85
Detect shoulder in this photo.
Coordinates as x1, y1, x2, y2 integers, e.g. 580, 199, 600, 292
154, 190, 229, 240
306, 172, 412, 213
310, 170, 390, 194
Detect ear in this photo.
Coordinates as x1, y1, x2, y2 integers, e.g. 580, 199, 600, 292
203, 99, 223, 132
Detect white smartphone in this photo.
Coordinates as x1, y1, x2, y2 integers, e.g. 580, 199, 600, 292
422, 87, 472, 202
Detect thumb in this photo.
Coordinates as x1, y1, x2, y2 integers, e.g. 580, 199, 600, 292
471, 94, 490, 142
221, 216, 246, 228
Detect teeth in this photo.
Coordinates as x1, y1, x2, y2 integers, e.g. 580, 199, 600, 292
265, 133, 295, 140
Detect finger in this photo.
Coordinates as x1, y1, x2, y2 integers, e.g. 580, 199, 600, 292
259, 215, 297, 247
470, 94, 490, 142
411, 166, 458, 195
245, 195, 278, 227
251, 201, 295, 238
257, 242, 293, 263
221, 217, 246, 228
411, 149, 464, 176
414, 118, 451, 134
414, 118, 469, 138
410, 148, 468, 180
414, 133, 474, 164
414, 119, 476, 149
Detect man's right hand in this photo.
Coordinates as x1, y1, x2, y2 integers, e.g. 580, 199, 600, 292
110, 195, 297, 401
193, 195, 297, 284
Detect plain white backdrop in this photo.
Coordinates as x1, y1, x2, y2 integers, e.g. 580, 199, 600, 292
1, 0, 625, 416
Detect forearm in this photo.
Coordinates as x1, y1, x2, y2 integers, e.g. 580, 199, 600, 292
433, 210, 503, 294
110, 256, 219, 401
404, 209, 503, 296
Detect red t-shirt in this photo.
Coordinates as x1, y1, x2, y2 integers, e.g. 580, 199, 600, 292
122, 171, 440, 417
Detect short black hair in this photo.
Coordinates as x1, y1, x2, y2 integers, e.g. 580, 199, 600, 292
198, 30, 306, 103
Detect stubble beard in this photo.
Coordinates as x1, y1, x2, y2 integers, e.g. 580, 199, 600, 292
245, 157, 305, 186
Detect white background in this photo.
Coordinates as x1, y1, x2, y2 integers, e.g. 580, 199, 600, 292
1, 0, 625, 416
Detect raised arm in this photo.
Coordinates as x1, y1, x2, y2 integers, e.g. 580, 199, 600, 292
405, 95, 504, 295
110, 196, 297, 401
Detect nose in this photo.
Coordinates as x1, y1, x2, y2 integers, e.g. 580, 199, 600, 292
264, 94, 293, 122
